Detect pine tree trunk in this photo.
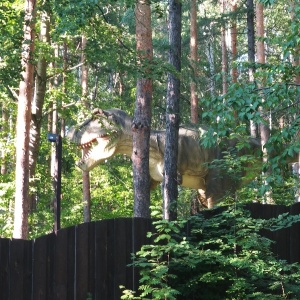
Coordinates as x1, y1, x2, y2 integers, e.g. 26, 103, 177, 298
206, 40, 215, 98
190, 0, 198, 123
256, 2, 272, 203
1, 104, 8, 175
29, 11, 50, 212
247, 0, 257, 138
231, 1, 238, 83
81, 35, 91, 222
13, 0, 36, 239
132, 0, 153, 218
221, 0, 228, 94
289, 0, 300, 202
163, 0, 182, 221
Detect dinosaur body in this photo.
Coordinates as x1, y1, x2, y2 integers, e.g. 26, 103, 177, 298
67, 108, 259, 208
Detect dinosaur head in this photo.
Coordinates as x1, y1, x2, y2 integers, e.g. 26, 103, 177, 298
67, 108, 131, 171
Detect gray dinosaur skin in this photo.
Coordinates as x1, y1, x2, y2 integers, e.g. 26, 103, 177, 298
67, 108, 260, 208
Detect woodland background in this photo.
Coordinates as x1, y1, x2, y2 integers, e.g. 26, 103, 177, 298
1, 0, 300, 239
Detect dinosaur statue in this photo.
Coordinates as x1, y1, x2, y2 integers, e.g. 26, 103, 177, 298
67, 108, 260, 208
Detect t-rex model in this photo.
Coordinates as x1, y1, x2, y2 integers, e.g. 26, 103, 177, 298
67, 108, 260, 208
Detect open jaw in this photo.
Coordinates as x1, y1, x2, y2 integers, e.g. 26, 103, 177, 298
76, 135, 116, 171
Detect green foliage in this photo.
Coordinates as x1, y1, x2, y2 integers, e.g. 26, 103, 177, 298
0, 178, 14, 237
0, 1, 23, 87
121, 207, 300, 299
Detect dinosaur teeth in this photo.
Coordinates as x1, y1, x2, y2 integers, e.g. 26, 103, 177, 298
78, 138, 98, 149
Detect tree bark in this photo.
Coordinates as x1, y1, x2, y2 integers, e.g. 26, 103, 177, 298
221, 0, 228, 94
256, 2, 265, 65
190, 0, 198, 123
1, 104, 8, 175
163, 0, 182, 221
247, 0, 255, 81
13, 0, 36, 239
81, 35, 91, 222
289, 0, 300, 202
231, 1, 238, 84
29, 11, 50, 211
132, 0, 153, 218
206, 37, 215, 98
247, 0, 257, 138
256, 1, 272, 203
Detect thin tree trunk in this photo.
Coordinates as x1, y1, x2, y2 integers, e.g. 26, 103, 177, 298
81, 35, 91, 222
13, 0, 36, 239
189, 0, 200, 212
231, 1, 238, 83
1, 104, 8, 175
221, 0, 228, 94
247, 0, 257, 138
206, 38, 215, 98
60, 41, 68, 138
29, 11, 50, 211
132, 0, 153, 218
256, 1, 272, 203
289, 0, 300, 202
256, 3, 265, 65
190, 0, 198, 123
163, 0, 182, 221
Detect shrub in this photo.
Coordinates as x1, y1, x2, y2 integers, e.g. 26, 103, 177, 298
121, 206, 300, 299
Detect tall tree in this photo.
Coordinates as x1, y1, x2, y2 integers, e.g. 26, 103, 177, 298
13, 0, 36, 239
247, 0, 257, 138
81, 35, 91, 222
231, 0, 238, 84
1, 104, 8, 175
163, 0, 182, 221
190, 0, 198, 123
289, 0, 300, 202
221, 0, 228, 94
29, 10, 50, 211
256, 1, 271, 203
132, 0, 153, 218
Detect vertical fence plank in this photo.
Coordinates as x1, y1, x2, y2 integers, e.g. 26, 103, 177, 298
95, 219, 109, 299
274, 205, 290, 261
113, 218, 131, 299
106, 219, 115, 299
88, 222, 95, 298
75, 223, 89, 300
53, 226, 75, 300
75, 222, 95, 300
0, 238, 10, 299
32, 233, 55, 300
9, 239, 32, 300
131, 218, 153, 295
261, 204, 277, 254
125, 218, 136, 292
32, 234, 47, 299
290, 203, 300, 263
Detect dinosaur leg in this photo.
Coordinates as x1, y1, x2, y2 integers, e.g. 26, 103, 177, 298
196, 177, 214, 209
196, 189, 214, 209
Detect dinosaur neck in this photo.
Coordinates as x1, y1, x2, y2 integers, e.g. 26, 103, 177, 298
115, 131, 133, 156
115, 130, 165, 159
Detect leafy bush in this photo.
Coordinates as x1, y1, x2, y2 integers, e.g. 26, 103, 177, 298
121, 207, 300, 299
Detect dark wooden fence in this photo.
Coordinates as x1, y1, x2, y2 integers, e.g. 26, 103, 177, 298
0, 203, 300, 300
